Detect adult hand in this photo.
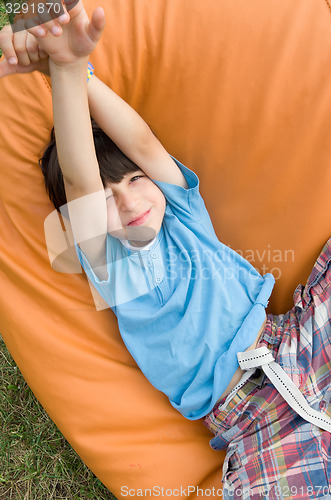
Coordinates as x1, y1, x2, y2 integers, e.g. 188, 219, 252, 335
0, 28, 50, 78
0, 0, 105, 77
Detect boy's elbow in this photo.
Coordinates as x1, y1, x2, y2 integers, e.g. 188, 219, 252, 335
63, 175, 104, 200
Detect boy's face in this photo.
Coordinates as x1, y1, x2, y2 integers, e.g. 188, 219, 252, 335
104, 170, 166, 247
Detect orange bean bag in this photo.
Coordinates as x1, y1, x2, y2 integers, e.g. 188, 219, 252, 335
1, 0, 331, 497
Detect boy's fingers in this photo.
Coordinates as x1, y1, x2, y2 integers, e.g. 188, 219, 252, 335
62, 0, 82, 18
87, 7, 105, 43
52, 1, 70, 24
24, 16, 47, 37
23, 1, 68, 34
35, 4, 69, 37
0, 25, 17, 65
35, 10, 63, 36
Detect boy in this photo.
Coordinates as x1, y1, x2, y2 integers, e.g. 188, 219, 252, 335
0, 3, 330, 498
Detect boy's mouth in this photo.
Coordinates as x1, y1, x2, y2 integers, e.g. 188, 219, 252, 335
127, 209, 151, 226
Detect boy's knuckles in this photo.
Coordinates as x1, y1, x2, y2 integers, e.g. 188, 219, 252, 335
26, 43, 39, 54
14, 36, 28, 51
17, 55, 31, 66
26, 26, 41, 37
28, 54, 40, 63
26, 43, 39, 56
14, 45, 28, 55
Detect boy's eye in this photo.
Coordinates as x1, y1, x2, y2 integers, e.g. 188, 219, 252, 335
130, 175, 144, 183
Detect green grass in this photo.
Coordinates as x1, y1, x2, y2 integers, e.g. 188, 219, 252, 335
0, 2, 9, 24
0, 1, 10, 58
0, 337, 117, 499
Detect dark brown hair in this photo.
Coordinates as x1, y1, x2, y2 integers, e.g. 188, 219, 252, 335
39, 119, 140, 212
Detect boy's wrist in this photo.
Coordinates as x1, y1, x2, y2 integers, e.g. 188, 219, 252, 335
49, 57, 89, 73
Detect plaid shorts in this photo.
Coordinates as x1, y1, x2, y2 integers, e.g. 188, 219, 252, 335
204, 238, 331, 500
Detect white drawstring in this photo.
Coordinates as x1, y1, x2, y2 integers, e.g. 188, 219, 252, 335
237, 346, 331, 433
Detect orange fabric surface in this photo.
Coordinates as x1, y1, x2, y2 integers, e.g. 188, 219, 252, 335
0, 0, 331, 497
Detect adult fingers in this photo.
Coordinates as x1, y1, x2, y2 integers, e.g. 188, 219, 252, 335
13, 30, 31, 66
26, 33, 40, 63
0, 25, 18, 65
0, 59, 38, 78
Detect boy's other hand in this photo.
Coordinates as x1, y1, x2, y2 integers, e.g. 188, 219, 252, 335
26, 0, 105, 67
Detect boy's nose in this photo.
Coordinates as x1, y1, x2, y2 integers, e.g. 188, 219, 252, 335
117, 191, 139, 212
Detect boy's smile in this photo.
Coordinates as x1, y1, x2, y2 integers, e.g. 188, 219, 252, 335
104, 170, 166, 247
127, 208, 152, 226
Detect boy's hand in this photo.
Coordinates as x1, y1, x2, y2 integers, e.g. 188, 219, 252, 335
26, 0, 105, 67
0, 0, 105, 77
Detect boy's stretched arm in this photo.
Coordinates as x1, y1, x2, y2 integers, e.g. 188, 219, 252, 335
34, 4, 109, 279
50, 59, 108, 279
86, 76, 188, 189
0, 1, 188, 189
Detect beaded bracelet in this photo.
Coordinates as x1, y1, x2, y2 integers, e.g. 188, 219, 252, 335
87, 62, 94, 82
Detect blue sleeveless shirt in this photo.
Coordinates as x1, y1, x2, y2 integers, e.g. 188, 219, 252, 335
76, 158, 275, 419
